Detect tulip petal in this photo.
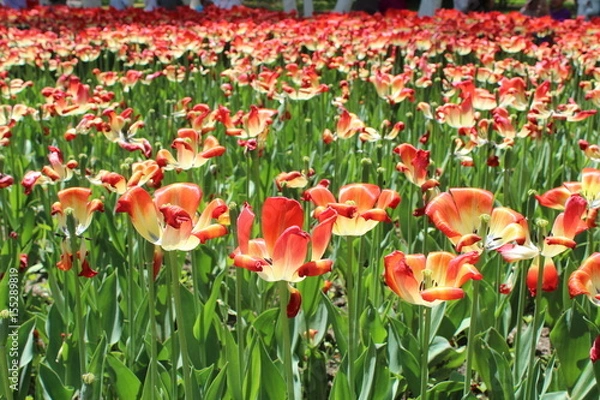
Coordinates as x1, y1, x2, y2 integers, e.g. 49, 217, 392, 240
262, 197, 304, 256
116, 186, 161, 244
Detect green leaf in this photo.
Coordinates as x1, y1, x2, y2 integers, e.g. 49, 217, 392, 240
98, 271, 121, 345
106, 353, 142, 399
253, 308, 279, 348
80, 335, 107, 400
357, 341, 377, 400
258, 337, 286, 399
205, 364, 228, 400
330, 370, 351, 400
18, 318, 35, 368
38, 363, 75, 400
321, 291, 348, 354
224, 328, 243, 400
550, 306, 591, 390
359, 302, 387, 346
570, 361, 598, 400
473, 333, 515, 400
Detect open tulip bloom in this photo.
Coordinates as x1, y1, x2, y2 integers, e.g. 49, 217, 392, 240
303, 181, 400, 236
232, 197, 335, 283
384, 250, 482, 307
425, 188, 527, 253
116, 183, 228, 251
569, 252, 600, 306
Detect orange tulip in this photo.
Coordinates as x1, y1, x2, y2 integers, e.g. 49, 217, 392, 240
156, 128, 225, 171
384, 250, 482, 307
116, 183, 228, 251
51, 187, 104, 238
568, 252, 600, 305
393, 143, 439, 191
304, 181, 400, 236
231, 197, 335, 283
425, 188, 526, 253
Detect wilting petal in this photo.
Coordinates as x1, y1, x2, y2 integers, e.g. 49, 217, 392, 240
116, 187, 162, 244
233, 254, 268, 272
527, 258, 559, 296
194, 224, 228, 243
297, 259, 333, 278
287, 286, 302, 318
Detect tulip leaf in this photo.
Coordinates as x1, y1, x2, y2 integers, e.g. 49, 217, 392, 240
569, 357, 598, 399
98, 271, 121, 345
321, 291, 348, 354
224, 327, 243, 400
38, 363, 75, 400
473, 333, 515, 400
357, 340, 377, 400
550, 306, 590, 390
304, 347, 328, 400
258, 337, 286, 399
298, 274, 323, 318
359, 302, 386, 346
80, 335, 107, 400
330, 370, 352, 400
426, 379, 464, 400
106, 353, 142, 399
253, 308, 279, 348
17, 317, 35, 369
205, 364, 228, 400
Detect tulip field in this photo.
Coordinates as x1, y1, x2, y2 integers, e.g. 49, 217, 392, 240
2, 4, 600, 399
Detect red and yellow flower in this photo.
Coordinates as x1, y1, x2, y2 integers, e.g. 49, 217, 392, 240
384, 250, 482, 307
116, 183, 228, 251
304, 181, 400, 236
231, 196, 335, 283
568, 252, 600, 306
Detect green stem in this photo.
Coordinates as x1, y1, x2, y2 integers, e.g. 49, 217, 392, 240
346, 235, 356, 397
278, 282, 295, 400
463, 280, 480, 397
127, 222, 136, 368
235, 266, 245, 395
167, 251, 194, 399
525, 256, 546, 399
147, 247, 159, 400
420, 306, 432, 400
513, 262, 527, 382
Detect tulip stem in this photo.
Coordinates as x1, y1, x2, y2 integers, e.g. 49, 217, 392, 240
66, 215, 88, 392
127, 222, 136, 369
525, 256, 546, 399
420, 306, 432, 400
235, 267, 245, 399
463, 279, 479, 397
513, 262, 527, 382
147, 247, 159, 400
278, 281, 296, 400
346, 235, 356, 397
167, 251, 194, 399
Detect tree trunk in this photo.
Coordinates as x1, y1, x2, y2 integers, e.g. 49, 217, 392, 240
304, 0, 314, 16
333, 0, 353, 12
418, 0, 442, 16
282, 0, 297, 12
